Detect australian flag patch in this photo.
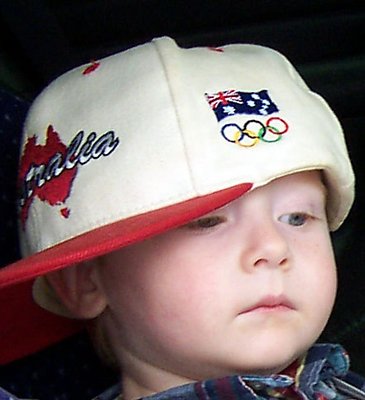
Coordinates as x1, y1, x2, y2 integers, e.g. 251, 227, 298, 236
205, 89, 279, 121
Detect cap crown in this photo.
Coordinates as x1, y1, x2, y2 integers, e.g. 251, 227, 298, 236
18, 37, 354, 259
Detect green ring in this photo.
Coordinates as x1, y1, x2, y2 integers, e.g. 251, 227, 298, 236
258, 126, 282, 143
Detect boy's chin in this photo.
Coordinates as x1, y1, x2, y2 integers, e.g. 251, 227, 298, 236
179, 345, 310, 381
226, 325, 323, 376
207, 338, 315, 377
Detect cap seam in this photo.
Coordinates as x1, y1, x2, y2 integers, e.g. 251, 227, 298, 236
152, 39, 199, 193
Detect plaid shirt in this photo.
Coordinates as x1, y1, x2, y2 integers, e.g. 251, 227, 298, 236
94, 344, 365, 400
1, 344, 365, 400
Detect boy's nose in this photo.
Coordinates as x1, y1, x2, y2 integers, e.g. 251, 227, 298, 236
241, 220, 290, 271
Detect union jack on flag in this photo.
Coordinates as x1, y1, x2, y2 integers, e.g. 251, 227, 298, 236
205, 90, 243, 110
205, 89, 279, 122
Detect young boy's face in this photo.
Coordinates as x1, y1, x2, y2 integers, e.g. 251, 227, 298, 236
95, 171, 337, 388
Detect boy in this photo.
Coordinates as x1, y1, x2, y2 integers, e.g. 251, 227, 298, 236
0, 37, 363, 399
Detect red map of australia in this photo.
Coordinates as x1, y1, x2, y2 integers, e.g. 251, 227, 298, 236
19, 125, 77, 227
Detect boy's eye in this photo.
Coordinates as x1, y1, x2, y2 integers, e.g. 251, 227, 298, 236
279, 212, 309, 227
184, 216, 225, 230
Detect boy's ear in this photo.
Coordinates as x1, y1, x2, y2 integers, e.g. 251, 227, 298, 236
46, 261, 107, 319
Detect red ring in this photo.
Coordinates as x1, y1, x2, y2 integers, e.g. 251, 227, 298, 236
266, 117, 289, 135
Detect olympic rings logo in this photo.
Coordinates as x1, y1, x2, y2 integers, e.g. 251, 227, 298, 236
221, 117, 289, 147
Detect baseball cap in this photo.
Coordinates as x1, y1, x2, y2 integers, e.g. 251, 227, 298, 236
0, 37, 354, 362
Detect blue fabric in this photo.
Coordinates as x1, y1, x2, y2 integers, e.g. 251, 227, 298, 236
0, 88, 29, 268
0, 331, 118, 399
0, 386, 21, 400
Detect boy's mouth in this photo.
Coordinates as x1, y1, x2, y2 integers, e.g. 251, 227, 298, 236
239, 295, 295, 314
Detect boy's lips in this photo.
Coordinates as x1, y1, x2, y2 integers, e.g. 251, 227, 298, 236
239, 295, 295, 314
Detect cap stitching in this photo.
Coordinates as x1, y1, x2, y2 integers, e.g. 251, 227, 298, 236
152, 39, 199, 193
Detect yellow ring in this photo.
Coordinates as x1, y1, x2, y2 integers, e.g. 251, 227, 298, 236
234, 129, 259, 147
